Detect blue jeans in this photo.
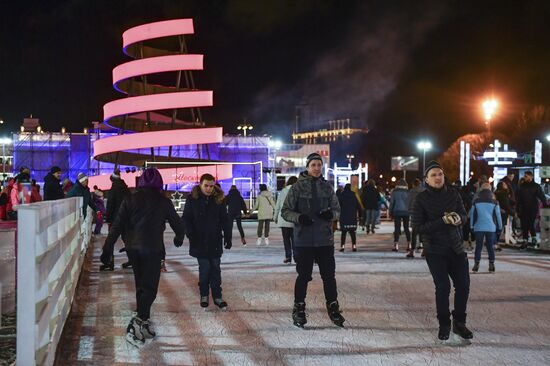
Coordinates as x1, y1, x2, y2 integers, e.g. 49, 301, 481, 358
365, 209, 377, 231
197, 257, 222, 298
474, 232, 496, 262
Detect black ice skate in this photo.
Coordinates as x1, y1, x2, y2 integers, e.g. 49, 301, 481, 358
326, 301, 345, 327
292, 302, 307, 328
472, 261, 479, 273
140, 319, 156, 339
438, 325, 451, 341
121, 261, 132, 269
488, 262, 495, 272
214, 298, 228, 310
453, 321, 473, 340
126, 317, 145, 347
200, 296, 209, 308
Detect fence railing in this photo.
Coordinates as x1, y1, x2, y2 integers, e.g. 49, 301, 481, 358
16, 198, 92, 366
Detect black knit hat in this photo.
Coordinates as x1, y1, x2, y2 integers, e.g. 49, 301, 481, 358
50, 166, 61, 174
306, 152, 323, 167
424, 160, 443, 177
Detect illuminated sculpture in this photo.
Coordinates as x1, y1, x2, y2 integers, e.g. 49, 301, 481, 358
90, 19, 231, 188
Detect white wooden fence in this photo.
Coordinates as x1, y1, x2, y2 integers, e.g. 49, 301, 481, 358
16, 198, 93, 366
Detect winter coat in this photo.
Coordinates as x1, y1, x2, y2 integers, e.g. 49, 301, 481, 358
469, 189, 503, 233
106, 177, 130, 223
494, 188, 513, 216
516, 180, 548, 215
30, 185, 42, 203
103, 188, 184, 256
338, 187, 361, 230
406, 185, 424, 212
361, 185, 380, 210
67, 181, 97, 218
389, 186, 409, 217
281, 171, 340, 247
183, 185, 232, 258
254, 190, 275, 220
412, 184, 467, 255
274, 185, 294, 228
225, 188, 247, 217
43, 173, 64, 201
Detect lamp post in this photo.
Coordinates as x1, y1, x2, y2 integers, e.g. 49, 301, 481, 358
417, 141, 432, 176
346, 154, 355, 165
482, 98, 498, 135
237, 123, 254, 137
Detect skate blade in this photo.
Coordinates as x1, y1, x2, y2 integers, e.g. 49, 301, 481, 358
438, 332, 471, 346
125, 333, 145, 348
293, 322, 305, 328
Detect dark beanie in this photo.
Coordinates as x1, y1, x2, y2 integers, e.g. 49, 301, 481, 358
138, 168, 163, 190
424, 160, 443, 177
50, 166, 61, 174
306, 152, 323, 167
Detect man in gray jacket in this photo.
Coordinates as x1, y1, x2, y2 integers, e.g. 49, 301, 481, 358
282, 152, 345, 328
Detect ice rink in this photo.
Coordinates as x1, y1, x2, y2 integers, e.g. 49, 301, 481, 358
55, 221, 550, 365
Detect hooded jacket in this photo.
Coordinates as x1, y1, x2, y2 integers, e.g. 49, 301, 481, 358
67, 181, 97, 218
43, 172, 64, 201
469, 189, 502, 233
106, 176, 130, 223
338, 186, 361, 229
389, 185, 409, 217
516, 180, 548, 215
281, 171, 340, 247
183, 185, 232, 258
274, 185, 294, 228
412, 184, 467, 255
225, 187, 247, 217
254, 190, 275, 220
361, 185, 380, 210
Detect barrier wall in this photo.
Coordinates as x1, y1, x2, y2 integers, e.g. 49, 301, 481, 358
16, 198, 92, 366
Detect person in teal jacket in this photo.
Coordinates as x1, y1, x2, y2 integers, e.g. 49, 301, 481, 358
469, 183, 502, 272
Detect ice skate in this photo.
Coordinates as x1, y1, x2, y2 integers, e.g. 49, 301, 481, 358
256, 237, 263, 246
406, 249, 414, 258
472, 261, 479, 273
488, 262, 495, 273
339, 245, 345, 252
140, 319, 156, 339
265, 237, 270, 246
392, 243, 399, 252
241, 237, 247, 246
292, 302, 307, 328
283, 258, 292, 264
99, 262, 114, 271
200, 295, 209, 308
352, 244, 357, 252
438, 325, 451, 341
126, 317, 145, 347
453, 321, 473, 340
214, 298, 228, 311
121, 261, 132, 269
326, 301, 345, 327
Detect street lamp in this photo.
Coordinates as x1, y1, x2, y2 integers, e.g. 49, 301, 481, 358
346, 154, 355, 165
417, 141, 432, 176
482, 98, 498, 134
237, 123, 254, 137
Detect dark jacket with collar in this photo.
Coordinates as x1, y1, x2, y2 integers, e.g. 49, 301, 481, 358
338, 187, 361, 229
412, 184, 467, 255
183, 185, 232, 258
106, 176, 130, 223
43, 172, 64, 201
225, 188, 247, 217
66, 181, 97, 218
361, 185, 380, 210
281, 171, 340, 247
516, 180, 548, 215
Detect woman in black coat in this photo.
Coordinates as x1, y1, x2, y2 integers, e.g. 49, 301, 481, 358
338, 184, 362, 252
225, 185, 248, 245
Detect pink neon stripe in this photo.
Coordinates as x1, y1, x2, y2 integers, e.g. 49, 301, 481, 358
88, 165, 233, 189
93, 127, 222, 158
113, 55, 204, 88
123, 19, 194, 52
103, 91, 213, 125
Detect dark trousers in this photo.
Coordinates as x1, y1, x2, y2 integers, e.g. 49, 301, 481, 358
474, 231, 496, 262
282, 227, 295, 260
231, 215, 245, 238
257, 219, 270, 237
520, 211, 537, 240
411, 228, 419, 249
294, 246, 338, 304
498, 213, 509, 242
126, 249, 162, 321
197, 257, 222, 299
393, 215, 411, 242
340, 229, 356, 246
425, 250, 470, 326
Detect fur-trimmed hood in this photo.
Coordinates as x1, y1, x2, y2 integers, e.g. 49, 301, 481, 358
191, 185, 225, 204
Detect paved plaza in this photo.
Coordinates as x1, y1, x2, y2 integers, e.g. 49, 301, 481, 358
55, 221, 550, 365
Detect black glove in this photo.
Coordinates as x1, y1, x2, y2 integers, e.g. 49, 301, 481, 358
174, 237, 183, 247
224, 239, 232, 250
318, 209, 333, 221
298, 214, 314, 226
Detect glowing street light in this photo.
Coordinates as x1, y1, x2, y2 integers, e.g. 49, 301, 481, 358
482, 98, 498, 133
346, 154, 355, 165
417, 141, 432, 176
237, 122, 254, 137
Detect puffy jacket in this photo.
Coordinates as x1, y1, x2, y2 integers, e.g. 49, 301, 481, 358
281, 171, 340, 247
102, 188, 184, 257
225, 188, 247, 217
494, 188, 513, 216
361, 185, 380, 210
469, 189, 502, 233
183, 185, 232, 258
254, 190, 275, 220
67, 181, 97, 218
412, 184, 467, 255
338, 186, 361, 229
389, 186, 409, 217
274, 185, 294, 228
516, 180, 548, 215
106, 177, 130, 223
43, 173, 64, 201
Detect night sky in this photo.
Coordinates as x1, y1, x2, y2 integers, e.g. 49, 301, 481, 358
1, 0, 550, 171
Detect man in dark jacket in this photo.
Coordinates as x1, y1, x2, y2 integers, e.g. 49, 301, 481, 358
225, 185, 248, 245
412, 160, 473, 342
66, 173, 97, 219
106, 169, 130, 224
338, 183, 361, 252
516, 171, 548, 247
360, 180, 380, 233
100, 168, 185, 347
183, 173, 232, 310
282, 152, 344, 328
43, 166, 64, 201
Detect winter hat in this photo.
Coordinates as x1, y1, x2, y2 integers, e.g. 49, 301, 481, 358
424, 160, 443, 177
111, 168, 121, 179
396, 179, 408, 189
306, 152, 323, 167
77, 173, 88, 183
50, 166, 61, 174
138, 168, 163, 190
